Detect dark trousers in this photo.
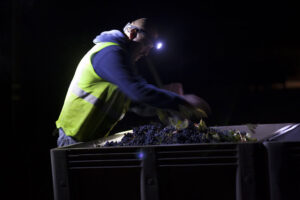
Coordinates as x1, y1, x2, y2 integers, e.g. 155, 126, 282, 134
57, 128, 78, 147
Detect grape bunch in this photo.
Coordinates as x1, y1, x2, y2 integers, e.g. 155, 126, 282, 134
104, 122, 256, 147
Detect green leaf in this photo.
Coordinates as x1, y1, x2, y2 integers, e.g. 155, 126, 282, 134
156, 109, 170, 125
169, 118, 189, 131
196, 119, 208, 132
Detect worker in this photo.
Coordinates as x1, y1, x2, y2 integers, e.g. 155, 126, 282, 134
55, 18, 211, 147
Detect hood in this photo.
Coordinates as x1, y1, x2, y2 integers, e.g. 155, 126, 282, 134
93, 30, 128, 47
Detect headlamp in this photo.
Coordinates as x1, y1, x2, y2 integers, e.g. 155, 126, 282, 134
124, 22, 164, 51
155, 42, 163, 50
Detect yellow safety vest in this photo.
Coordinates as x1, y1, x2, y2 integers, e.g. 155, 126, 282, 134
56, 42, 131, 142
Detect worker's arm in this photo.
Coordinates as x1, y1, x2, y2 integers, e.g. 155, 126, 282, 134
92, 46, 188, 110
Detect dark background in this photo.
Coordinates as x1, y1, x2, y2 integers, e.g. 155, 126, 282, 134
2, 0, 300, 199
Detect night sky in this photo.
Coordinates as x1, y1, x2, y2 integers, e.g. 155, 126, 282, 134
3, 0, 300, 199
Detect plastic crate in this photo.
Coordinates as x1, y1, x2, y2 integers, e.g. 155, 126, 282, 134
264, 142, 300, 200
51, 142, 269, 200
263, 124, 300, 200
52, 123, 300, 200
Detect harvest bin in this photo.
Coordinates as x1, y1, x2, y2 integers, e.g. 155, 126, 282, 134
263, 123, 300, 200
50, 123, 298, 200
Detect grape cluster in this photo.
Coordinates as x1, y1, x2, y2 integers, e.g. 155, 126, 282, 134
104, 122, 255, 147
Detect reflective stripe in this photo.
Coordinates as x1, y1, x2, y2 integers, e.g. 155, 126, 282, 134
71, 84, 99, 105
71, 83, 125, 120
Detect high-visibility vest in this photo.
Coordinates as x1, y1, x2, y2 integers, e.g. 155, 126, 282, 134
56, 42, 131, 142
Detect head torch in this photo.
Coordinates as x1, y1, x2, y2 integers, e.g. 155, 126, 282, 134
124, 23, 164, 50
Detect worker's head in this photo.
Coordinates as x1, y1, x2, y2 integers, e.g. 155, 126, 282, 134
123, 18, 158, 62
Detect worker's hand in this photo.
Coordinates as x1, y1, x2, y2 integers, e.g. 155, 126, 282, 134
163, 82, 184, 96
156, 105, 207, 126
182, 94, 212, 116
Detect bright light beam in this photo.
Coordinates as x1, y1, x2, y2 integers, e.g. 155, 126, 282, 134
156, 42, 163, 50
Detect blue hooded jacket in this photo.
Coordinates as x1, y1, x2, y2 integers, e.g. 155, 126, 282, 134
91, 30, 187, 110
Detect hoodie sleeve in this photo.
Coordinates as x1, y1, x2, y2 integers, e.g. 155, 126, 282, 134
92, 45, 188, 110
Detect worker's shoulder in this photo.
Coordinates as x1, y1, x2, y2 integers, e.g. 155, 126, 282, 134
100, 43, 127, 55
92, 43, 128, 65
